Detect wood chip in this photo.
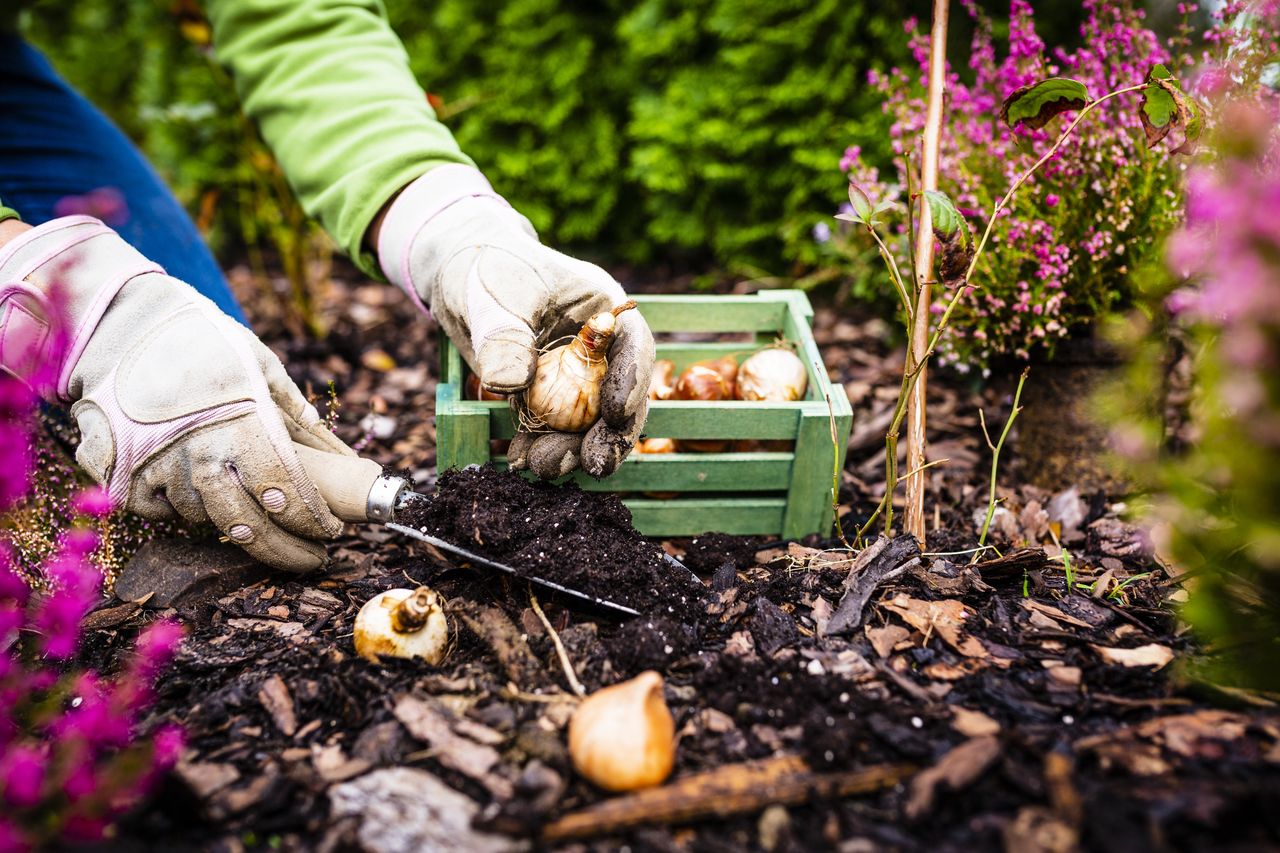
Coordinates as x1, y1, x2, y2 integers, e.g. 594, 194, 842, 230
257, 674, 298, 736
175, 760, 239, 799
951, 707, 1001, 737
1091, 643, 1175, 670
904, 736, 1002, 819
1021, 599, 1093, 629
393, 695, 513, 799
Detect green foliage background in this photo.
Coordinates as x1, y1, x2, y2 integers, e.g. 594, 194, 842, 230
20, 0, 918, 279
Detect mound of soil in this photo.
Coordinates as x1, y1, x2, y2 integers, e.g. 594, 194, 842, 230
399, 465, 708, 621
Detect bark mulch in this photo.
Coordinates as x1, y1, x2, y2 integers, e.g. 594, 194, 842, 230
79, 267, 1278, 851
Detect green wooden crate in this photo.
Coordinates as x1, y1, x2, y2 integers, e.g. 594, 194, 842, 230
435, 291, 853, 538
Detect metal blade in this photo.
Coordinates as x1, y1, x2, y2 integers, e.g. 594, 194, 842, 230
385, 522, 640, 618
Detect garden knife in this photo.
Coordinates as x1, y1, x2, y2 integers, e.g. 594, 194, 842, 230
293, 444, 650, 617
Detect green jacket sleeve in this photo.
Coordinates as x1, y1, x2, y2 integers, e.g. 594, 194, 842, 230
203, 0, 473, 277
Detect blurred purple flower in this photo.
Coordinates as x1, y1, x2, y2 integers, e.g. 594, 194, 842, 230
53, 188, 128, 227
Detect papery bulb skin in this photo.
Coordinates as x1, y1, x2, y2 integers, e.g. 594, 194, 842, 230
637, 437, 677, 454
523, 304, 635, 432
675, 365, 730, 452
649, 359, 677, 401
568, 671, 676, 792
700, 355, 740, 398
674, 365, 729, 402
735, 348, 808, 402
353, 586, 451, 664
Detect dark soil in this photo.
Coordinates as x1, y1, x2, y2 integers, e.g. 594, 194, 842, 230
399, 464, 708, 622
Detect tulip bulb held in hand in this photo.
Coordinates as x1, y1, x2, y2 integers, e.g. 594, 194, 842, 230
353, 586, 452, 664
521, 301, 638, 433
568, 670, 675, 791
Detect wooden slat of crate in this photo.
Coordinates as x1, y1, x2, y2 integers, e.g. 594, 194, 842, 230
622, 496, 787, 536
494, 451, 794, 492
483, 401, 803, 441
634, 295, 788, 333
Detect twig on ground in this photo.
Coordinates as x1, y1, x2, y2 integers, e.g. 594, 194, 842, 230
530, 591, 586, 698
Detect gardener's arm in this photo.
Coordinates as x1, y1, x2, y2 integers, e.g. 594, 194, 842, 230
205, 0, 654, 479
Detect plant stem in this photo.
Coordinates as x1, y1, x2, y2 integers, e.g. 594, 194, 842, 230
978, 368, 1029, 547
904, 0, 951, 546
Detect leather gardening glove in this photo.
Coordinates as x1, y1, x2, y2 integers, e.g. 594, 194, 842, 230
376, 165, 655, 480
0, 216, 354, 572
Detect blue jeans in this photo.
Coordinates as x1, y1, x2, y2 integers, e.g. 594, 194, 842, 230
0, 35, 246, 323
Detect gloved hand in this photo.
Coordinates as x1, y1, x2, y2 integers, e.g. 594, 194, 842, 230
376, 165, 654, 480
0, 216, 354, 572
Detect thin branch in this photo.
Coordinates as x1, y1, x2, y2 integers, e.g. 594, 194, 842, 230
529, 592, 586, 698
897, 457, 950, 483
978, 368, 1030, 547
866, 225, 915, 321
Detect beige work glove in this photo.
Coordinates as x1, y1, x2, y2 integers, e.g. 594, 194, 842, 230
376, 165, 654, 480
0, 217, 353, 572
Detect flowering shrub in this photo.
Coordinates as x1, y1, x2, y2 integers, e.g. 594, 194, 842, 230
839, 0, 1184, 372
1, 372, 184, 848
1105, 2, 1280, 688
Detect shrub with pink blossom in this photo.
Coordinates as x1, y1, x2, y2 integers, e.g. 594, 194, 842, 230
839, 0, 1185, 373
1, 371, 184, 848
1104, 2, 1280, 689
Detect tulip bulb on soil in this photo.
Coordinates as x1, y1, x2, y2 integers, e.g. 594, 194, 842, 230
354, 586, 451, 664
736, 348, 808, 402
568, 671, 675, 791
522, 301, 637, 432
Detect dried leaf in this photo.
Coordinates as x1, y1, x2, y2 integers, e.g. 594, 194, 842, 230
951, 707, 1001, 737
866, 624, 910, 658
1001, 77, 1090, 129
883, 595, 988, 659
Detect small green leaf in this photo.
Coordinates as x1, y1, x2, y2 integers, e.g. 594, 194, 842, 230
924, 190, 965, 243
848, 183, 874, 222
1000, 77, 1091, 130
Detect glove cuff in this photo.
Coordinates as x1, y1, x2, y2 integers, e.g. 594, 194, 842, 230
376, 165, 520, 314
0, 216, 162, 399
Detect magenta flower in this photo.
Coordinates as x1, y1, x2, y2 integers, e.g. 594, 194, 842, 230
72, 487, 113, 519
1, 745, 44, 809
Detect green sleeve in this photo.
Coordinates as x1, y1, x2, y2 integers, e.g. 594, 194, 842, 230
203, 0, 473, 277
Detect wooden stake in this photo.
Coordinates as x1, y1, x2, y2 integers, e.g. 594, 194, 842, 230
541, 756, 914, 842
904, 0, 951, 544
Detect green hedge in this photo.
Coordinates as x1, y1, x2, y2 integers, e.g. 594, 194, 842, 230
25, 1, 919, 276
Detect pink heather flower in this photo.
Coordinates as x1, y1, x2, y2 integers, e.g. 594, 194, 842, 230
1044, 193, 1060, 207
0, 820, 27, 853
52, 187, 129, 227
1, 745, 45, 809
130, 620, 184, 682
72, 487, 113, 519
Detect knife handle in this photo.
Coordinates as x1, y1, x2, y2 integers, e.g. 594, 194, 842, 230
293, 443, 408, 524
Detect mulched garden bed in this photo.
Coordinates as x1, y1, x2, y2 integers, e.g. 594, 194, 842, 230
80, 267, 1280, 851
